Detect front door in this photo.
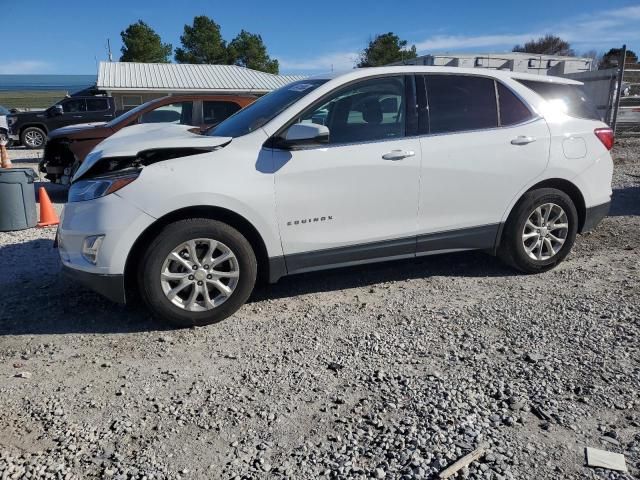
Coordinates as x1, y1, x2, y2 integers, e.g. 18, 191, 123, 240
272, 75, 421, 274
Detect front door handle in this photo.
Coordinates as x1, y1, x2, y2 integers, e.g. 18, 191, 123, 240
73, 115, 83, 119
511, 136, 536, 145
382, 150, 415, 161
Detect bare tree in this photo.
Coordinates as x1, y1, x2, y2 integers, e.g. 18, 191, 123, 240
513, 35, 574, 56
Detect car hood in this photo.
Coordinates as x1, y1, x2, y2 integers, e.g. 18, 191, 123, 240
73, 123, 232, 181
50, 122, 107, 135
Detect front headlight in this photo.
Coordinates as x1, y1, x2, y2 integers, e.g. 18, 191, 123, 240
68, 172, 139, 202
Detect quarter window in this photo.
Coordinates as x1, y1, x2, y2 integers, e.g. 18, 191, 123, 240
497, 82, 533, 126
425, 75, 498, 134
515, 80, 601, 121
294, 76, 406, 144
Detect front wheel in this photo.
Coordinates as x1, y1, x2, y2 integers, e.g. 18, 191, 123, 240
138, 219, 257, 327
21, 126, 47, 149
499, 188, 578, 273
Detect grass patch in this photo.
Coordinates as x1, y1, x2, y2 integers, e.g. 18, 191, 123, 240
0, 90, 68, 109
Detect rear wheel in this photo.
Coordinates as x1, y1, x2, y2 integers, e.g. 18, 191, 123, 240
499, 188, 578, 273
138, 219, 257, 327
21, 126, 46, 149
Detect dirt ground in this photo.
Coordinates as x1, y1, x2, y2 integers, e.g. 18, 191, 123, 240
0, 141, 639, 480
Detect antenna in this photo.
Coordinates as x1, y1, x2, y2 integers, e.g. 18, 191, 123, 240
107, 38, 113, 62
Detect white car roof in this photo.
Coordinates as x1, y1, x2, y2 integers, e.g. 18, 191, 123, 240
311, 66, 583, 86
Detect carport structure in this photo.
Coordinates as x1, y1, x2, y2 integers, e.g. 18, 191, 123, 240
96, 61, 305, 113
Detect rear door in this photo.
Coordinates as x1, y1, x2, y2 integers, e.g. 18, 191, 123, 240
85, 98, 114, 123
416, 74, 550, 252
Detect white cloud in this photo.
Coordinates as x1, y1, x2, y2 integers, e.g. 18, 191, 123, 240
0, 60, 52, 74
414, 33, 539, 52
605, 5, 640, 19
279, 51, 359, 73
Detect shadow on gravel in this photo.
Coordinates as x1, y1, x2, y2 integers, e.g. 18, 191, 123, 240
0, 238, 164, 336
252, 250, 514, 302
0, 237, 512, 335
609, 185, 640, 217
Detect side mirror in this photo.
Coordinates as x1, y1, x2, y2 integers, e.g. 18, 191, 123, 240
50, 104, 64, 116
278, 123, 329, 149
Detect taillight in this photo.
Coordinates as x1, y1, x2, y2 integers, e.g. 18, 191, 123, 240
594, 128, 614, 151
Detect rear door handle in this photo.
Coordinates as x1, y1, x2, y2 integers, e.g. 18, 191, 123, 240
382, 150, 415, 160
511, 136, 536, 145
73, 115, 83, 119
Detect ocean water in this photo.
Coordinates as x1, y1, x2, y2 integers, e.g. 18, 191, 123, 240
0, 74, 95, 92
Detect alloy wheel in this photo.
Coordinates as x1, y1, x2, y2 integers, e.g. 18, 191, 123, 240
24, 130, 44, 148
522, 203, 569, 261
160, 238, 240, 312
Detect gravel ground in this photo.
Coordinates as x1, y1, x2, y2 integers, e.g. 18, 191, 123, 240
1, 141, 639, 480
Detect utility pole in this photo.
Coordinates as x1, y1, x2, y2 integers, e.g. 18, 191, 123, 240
107, 39, 113, 62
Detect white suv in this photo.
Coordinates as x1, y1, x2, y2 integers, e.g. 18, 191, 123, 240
58, 67, 614, 327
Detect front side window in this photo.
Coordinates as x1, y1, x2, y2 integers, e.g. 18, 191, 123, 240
139, 102, 193, 125
62, 99, 86, 113
203, 101, 242, 125
425, 75, 498, 134
516, 80, 601, 121
86, 98, 109, 112
209, 79, 328, 138
497, 82, 533, 126
292, 76, 406, 144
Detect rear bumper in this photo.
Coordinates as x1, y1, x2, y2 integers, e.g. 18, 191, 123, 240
581, 201, 610, 233
62, 265, 126, 304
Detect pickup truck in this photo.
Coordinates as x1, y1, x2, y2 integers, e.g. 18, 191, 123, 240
41, 94, 254, 184
7, 96, 117, 149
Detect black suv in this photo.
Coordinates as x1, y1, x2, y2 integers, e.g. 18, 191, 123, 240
7, 96, 117, 149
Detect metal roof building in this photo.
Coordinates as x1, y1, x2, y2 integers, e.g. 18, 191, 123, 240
96, 61, 305, 111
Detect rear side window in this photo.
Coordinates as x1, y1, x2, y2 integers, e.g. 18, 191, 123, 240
516, 80, 601, 121
425, 75, 498, 134
203, 101, 242, 125
62, 99, 86, 113
497, 83, 533, 126
139, 102, 194, 125
86, 98, 109, 112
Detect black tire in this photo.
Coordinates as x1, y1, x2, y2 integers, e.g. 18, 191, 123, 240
499, 188, 578, 273
21, 126, 47, 149
138, 219, 257, 327
0, 129, 10, 147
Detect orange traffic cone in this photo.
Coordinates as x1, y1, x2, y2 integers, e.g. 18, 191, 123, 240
0, 143, 10, 168
37, 187, 60, 227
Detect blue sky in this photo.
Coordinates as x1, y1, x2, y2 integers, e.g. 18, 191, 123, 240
2, 0, 639, 75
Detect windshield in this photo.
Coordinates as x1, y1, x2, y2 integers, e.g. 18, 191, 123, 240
0, 105, 9, 115
209, 79, 328, 138
106, 98, 164, 128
